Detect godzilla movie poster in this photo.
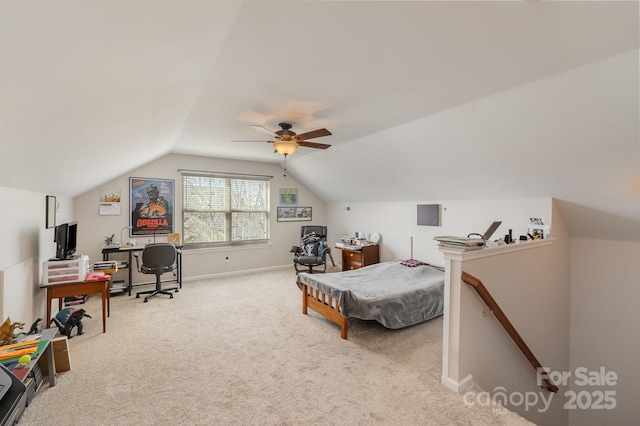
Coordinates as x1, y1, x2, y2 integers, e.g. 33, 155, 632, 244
130, 177, 174, 236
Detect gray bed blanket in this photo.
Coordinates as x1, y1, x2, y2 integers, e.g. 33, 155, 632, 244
296, 260, 444, 329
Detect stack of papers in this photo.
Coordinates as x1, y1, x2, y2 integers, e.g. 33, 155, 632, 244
335, 243, 361, 251
434, 236, 485, 250
93, 261, 118, 274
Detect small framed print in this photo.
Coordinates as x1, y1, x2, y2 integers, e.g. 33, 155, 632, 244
279, 188, 298, 205
99, 189, 121, 215
46, 195, 56, 229
277, 206, 312, 222
417, 204, 441, 226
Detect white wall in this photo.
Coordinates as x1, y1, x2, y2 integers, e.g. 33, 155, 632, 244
327, 197, 553, 267
0, 186, 74, 323
73, 153, 327, 282
569, 238, 640, 426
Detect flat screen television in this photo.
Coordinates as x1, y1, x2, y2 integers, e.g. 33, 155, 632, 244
54, 222, 78, 260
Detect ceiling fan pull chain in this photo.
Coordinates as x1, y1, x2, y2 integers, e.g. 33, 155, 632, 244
283, 154, 288, 177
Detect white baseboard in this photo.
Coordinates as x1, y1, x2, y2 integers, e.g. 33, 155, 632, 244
441, 374, 476, 393
183, 264, 292, 282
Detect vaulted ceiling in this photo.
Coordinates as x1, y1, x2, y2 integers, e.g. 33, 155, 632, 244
1, 1, 638, 240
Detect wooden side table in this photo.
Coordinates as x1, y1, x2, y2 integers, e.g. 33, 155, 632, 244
42, 277, 111, 333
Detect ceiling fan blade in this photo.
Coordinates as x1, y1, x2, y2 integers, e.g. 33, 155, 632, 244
249, 125, 277, 137
230, 140, 273, 143
296, 128, 332, 140
297, 141, 331, 149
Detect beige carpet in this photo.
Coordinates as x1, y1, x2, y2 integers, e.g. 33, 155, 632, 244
20, 267, 531, 425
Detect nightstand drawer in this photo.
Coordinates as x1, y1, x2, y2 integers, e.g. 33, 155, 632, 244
343, 258, 362, 270
345, 251, 363, 262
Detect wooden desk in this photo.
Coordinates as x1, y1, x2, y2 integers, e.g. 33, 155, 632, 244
42, 277, 111, 333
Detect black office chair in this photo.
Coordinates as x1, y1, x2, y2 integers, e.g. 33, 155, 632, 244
290, 225, 335, 274
134, 243, 179, 302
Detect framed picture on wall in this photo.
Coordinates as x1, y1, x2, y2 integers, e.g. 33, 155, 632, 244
277, 206, 312, 222
46, 195, 56, 229
130, 177, 175, 236
99, 189, 121, 215
417, 204, 441, 226
279, 188, 298, 205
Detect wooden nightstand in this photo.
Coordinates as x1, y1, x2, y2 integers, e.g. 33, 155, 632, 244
340, 245, 379, 271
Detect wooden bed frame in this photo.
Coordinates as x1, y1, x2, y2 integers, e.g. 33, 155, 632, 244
300, 283, 349, 339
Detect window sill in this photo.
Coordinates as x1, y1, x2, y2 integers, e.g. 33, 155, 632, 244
183, 243, 272, 254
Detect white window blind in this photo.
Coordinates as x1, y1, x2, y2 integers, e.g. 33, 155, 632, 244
181, 172, 270, 248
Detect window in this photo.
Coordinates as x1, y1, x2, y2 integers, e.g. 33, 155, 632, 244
182, 172, 270, 248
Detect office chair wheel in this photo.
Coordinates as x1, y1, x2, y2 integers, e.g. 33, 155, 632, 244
136, 294, 140, 298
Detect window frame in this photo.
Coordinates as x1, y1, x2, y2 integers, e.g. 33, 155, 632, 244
181, 172, 270, 249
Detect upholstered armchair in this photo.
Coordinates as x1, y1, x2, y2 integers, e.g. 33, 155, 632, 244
290, 225, 335, 273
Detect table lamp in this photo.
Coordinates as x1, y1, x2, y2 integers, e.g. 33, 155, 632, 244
120, 225, 133, 247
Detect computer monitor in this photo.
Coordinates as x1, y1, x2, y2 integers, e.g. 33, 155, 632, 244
54, 222, 78, 260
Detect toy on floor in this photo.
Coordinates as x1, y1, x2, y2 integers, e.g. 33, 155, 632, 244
50, 308, 92, 338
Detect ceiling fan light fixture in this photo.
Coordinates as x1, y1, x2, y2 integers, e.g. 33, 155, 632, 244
273, 140, 298, 156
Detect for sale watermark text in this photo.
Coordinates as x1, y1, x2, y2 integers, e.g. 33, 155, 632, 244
463, 367, 617, 413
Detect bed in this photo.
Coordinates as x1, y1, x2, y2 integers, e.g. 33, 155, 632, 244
296, 260, 445, 339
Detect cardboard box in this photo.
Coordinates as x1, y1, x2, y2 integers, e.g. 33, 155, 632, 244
39, 336, 71, 375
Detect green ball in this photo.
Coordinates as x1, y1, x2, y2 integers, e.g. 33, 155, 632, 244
18, 354, 31, 364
